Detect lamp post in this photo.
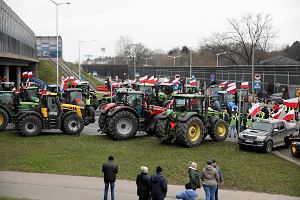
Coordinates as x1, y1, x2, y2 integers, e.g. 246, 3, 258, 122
50, 0, 70, 91
216, 52, 227, 67
78, 40, 97, 79
141, 57, 152, 66
124, 47, 136, 78
167, 55, 181, 67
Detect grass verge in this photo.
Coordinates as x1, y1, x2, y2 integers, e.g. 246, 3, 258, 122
37, 60, 64, 84
0, 131, 299, 197
0, 198, 30, 200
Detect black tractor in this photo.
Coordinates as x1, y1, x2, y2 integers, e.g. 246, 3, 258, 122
76, 81, 99, 110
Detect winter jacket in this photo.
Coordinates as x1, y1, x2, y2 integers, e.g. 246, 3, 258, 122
136, 172, 151, 199
215, 166, 224, 183
176, 189, 198, 200
151, 172, 168, 200
102, 160, 118, 183
200, 165, 220, 186
188, 169, 201, 190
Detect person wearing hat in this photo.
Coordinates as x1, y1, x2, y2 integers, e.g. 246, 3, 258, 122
211, 159, 224, 200
188, 161, 201, 191
200, 160, 220, 200
151, 166, 168, 200
136, 166, 151, 200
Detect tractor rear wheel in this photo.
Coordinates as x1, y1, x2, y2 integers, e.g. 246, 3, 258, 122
178, 117, 204, 147
0, 108, 9, 131
156, 119, 172, 143
63, 113, 84, 135
98, 113, 110, 136
210, 119, 229, 141
108, 110, 138, 140
19, 115, 42, 136
84, 106, 95, 125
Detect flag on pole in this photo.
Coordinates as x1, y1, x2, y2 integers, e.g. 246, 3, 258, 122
189, 79, 197, 86
219, 81, 228, 87
249, 103, 260, 116
22, 71, 28, 78
241, 81, 249, 89
226, 82, 236, 93
272, 108, 283, 119
282, 109, 295, 121
139, 75, 148, 83
28, 71, 33, 78
283, 97, 299, 108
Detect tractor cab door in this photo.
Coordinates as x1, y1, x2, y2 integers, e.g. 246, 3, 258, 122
47, 96, 60, 117
128, 94, 144, 117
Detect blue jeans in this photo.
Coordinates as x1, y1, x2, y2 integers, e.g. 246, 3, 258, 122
203, 185, 217, 200
229, 125, 236, 137
104, 181, 115, 200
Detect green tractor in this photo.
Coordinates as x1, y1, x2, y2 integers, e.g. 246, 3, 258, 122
156, 94, 229, 147
20, 86, 40, 103
0, 90, 39, 131
15, 92, 85, 136
63, 88, 95, 125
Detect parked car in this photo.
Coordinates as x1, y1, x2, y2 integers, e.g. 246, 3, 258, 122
269, 93, 283, 104
238, 119, 297, 153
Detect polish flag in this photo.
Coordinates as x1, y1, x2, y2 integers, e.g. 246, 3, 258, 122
283, 97, 299, 108
241, 81, 249, 89
226, 82, 236, 93
28, 71, 33, 78
22, 71, 28, 78
219, 81, 228, 87
283, 109, 295, 121
249, 103, 260, 116
272, 108, 283, 119
139, 75, 148, 83
72, 80, 80, 87
112, 82, 119, 87
153, 77, 158, 83
146, 76, 155, 83
131, 79, 137, 84
190, 80, 197, 86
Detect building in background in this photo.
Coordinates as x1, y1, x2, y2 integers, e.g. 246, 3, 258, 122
36, 36, 63, 58
0, 0, 38, 86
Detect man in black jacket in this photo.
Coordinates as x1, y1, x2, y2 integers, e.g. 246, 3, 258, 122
136, 166, 151, 200
102, 156, 118, 200
151, 166, 168, 200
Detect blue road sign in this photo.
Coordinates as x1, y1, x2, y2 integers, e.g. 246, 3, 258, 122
253, 80, 262, 91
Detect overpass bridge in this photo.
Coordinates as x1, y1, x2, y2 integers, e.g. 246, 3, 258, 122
0, 0, 38, 87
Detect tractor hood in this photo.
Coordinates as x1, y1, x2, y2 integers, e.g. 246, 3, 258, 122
19, 102, 39, 111
101, 103, 116, 112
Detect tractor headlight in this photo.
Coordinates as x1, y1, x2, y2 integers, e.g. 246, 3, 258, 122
256, 136, 266, 141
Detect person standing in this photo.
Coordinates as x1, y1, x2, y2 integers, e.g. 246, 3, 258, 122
229, 113, 237, 138
102, 156, 118, 200
151, 166, 168, 200
188, 161, 201, 191
200, 160, 220, 200
211, 159, 224, 200
176, 183, 198, 200
136, 166, 151, 200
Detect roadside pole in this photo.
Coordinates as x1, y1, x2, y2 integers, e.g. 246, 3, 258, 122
238, 89, 243, 134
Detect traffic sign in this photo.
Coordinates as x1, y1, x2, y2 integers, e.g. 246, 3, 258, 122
255, 74, 261, 80
253, 80, 262, 91
275, 82, 280, 88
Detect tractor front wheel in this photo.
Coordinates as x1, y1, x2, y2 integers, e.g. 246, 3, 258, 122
210, 119, 229, 141
0, 108, 9, 131
63, 113, 84, 135
108, 110, 138, 140
18, 115, 42, 136
98, 113, 110, 136
178, 117, 204, 147
156, 119, 173, 143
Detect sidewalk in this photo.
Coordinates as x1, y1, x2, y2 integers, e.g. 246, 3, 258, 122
0, 171, 299, 200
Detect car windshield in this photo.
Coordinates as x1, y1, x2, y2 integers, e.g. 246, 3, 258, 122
249, 122, 273, 132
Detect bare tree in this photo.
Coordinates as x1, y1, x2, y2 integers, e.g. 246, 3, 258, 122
202, 14, 277, 65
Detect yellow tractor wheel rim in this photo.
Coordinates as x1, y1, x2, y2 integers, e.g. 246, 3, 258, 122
188, 123, 201, 142
0, 114, 3, 125
217, 123, 226, 137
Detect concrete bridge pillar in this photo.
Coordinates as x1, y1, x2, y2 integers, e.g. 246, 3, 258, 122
4, 66, 9, 81
16, 66, 21, 89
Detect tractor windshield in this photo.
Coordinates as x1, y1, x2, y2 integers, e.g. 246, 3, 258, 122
69, 91, 82, 101
173, 97, 203, 112
138, 85, 154, 94
160, 85, 173, 95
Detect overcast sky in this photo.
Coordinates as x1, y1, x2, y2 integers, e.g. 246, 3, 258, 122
4, 0, 300, 62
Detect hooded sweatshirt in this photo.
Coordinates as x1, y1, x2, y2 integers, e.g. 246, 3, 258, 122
176, 189, 198, 200
200, 165, 220, 186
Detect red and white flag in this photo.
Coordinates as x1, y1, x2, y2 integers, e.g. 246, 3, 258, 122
219, 81, 228, 87
226, 82, 236, 93
146, 76, 155, 84
139, 75, 148, 83
189, 79, 197, 86
249, 103, 260, 116
272, 108, 283, 119
28, 71, 33, 78
283, 97, 299, 108
153, 77, 158, 83
241, 81, 249, 89
283, 109, 295, 121
22, 71, 28, 78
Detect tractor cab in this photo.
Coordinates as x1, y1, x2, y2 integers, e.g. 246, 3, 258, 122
21, 87, 40, 103
185, 85, 200, 94
159, 83, 173, 96
172, 94, 205, 114
64, 88, 85, 107
0, 82, 15, 91
47, 85, 60, 93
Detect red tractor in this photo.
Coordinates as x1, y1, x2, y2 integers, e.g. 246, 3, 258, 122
98, 90, 166, 140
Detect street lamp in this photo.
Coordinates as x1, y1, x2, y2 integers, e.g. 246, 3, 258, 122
216, 52, 227, 67
123, 58, 133, 66
50, 0, 70, 91
167, 55, 181, 67
141, 57, 152, 66
124, 47, 136, 78
251, 36, 258, 100
78, 40, 97, 79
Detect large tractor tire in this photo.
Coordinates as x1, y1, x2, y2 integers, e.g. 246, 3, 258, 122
210, 119, 229, 141
98, 113, 110, 136
18, 115, 42, 136
62, 113, 84, 135
156, 119, 173, 143
108, 110, 138, 140
0, 108, 9, 131
178, 117, 205, 147
84, 106, 96, 125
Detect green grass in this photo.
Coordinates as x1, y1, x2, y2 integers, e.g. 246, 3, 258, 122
0, 198, 30, 200
37, 60, 64, 84
0, 131, 299, 197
